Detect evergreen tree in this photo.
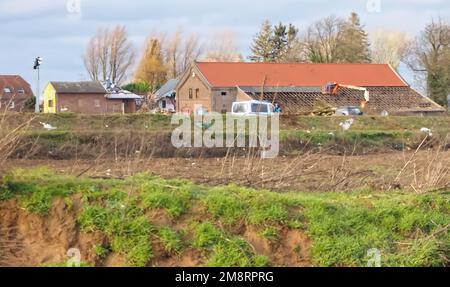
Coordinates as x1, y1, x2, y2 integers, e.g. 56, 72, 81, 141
272, 23, 288, 60
249, 20, 275, 62
337, 12, 371, 63
250, 21, 301, 62
284, 24, 302, 62
428, 66, 449, 106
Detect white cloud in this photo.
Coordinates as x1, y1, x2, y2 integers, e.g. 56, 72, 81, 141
0, 0, 448, 88
0, 0, 63, 16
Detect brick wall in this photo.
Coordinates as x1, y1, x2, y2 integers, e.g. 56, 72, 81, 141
177, 68, 211, 114
56, 93, 136, 114
211, 88, 237, 113
0, 95, 30, 112
57, 93, 108, 114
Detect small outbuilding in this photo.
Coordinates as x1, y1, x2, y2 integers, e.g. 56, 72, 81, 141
43, 81, 141, 114
154, 79, 178, 113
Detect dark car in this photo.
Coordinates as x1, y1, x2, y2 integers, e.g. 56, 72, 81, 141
335, 106, 363, 116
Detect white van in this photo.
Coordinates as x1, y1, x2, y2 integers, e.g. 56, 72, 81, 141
231, 100, 275, 116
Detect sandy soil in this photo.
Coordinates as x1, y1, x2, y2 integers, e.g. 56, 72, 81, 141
0, 199, 312, 267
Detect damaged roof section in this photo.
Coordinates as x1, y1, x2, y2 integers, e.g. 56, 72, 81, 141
49, 81, 141, 100
240, 86, 445, 115
155, 79, 179, 100
106, 90, 141, 100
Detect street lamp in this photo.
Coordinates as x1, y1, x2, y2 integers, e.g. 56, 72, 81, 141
33, 57, 43, 113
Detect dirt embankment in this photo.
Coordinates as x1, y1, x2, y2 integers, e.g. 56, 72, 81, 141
0, 198, 80, 266
10, 128, 446, 161
0, 198, 311, 267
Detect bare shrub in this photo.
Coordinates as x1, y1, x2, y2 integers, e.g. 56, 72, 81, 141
0, 108, 34, 172
220, 134, 324, 190
391, 135, 450, 193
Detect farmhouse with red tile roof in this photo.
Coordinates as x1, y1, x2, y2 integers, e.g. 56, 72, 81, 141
175, 62, 444, 115
0, 75, 34, 112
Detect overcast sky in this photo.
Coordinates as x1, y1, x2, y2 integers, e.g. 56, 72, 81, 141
0, 0, 449, 93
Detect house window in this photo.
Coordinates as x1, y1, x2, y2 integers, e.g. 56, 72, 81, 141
221, 91, 227, 96
48, 100, 53, 108
195, 89, 199, 99
17, 88, 25, 94
94, 99, 100, 107
162, 100, 167, 109
189, 89, 193, 99
9, 101, 15, 109
3, 87, 12, 93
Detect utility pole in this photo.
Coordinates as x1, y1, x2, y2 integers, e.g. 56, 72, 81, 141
33, 57, 43, 113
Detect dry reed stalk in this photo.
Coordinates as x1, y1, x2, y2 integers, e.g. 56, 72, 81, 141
0, 109, 35, 172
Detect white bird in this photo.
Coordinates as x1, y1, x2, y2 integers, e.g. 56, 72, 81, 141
40, 122, 56, 130
420, 127, 433, 137
339, 119, 354, 131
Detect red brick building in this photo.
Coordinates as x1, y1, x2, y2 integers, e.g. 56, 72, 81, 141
43, 81, 141, 114
176, 62, 445, 115
0, 75, 34, 112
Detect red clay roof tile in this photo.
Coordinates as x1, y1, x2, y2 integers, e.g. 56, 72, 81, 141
0, 75, 34, 97
196, 62, 408, 87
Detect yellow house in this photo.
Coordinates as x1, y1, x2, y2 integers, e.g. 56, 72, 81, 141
42, 82, 57, 113
41, 81, 140, 114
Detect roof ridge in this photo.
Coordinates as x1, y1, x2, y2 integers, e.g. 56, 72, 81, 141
195, 61, 406, 87
196, 62, 389, 66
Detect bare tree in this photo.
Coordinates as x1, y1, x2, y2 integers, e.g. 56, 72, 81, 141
109, 26, 136, 85
83, 37, 100, 81
98, 28, 111, 82
404, 18, 450, 106
303, 15, 345, 63
180, 34, 203, 73
371, 29, 409, 70
83, 25, 136, 85
161, 29, 202, 79
164, 29, 181, 79
203, 29, 243, 62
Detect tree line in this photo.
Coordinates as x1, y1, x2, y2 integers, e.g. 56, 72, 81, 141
83, 12, 450, 106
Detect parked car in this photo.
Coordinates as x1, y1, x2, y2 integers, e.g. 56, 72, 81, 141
335, 106, 363, 116
231, 100, 275, 116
